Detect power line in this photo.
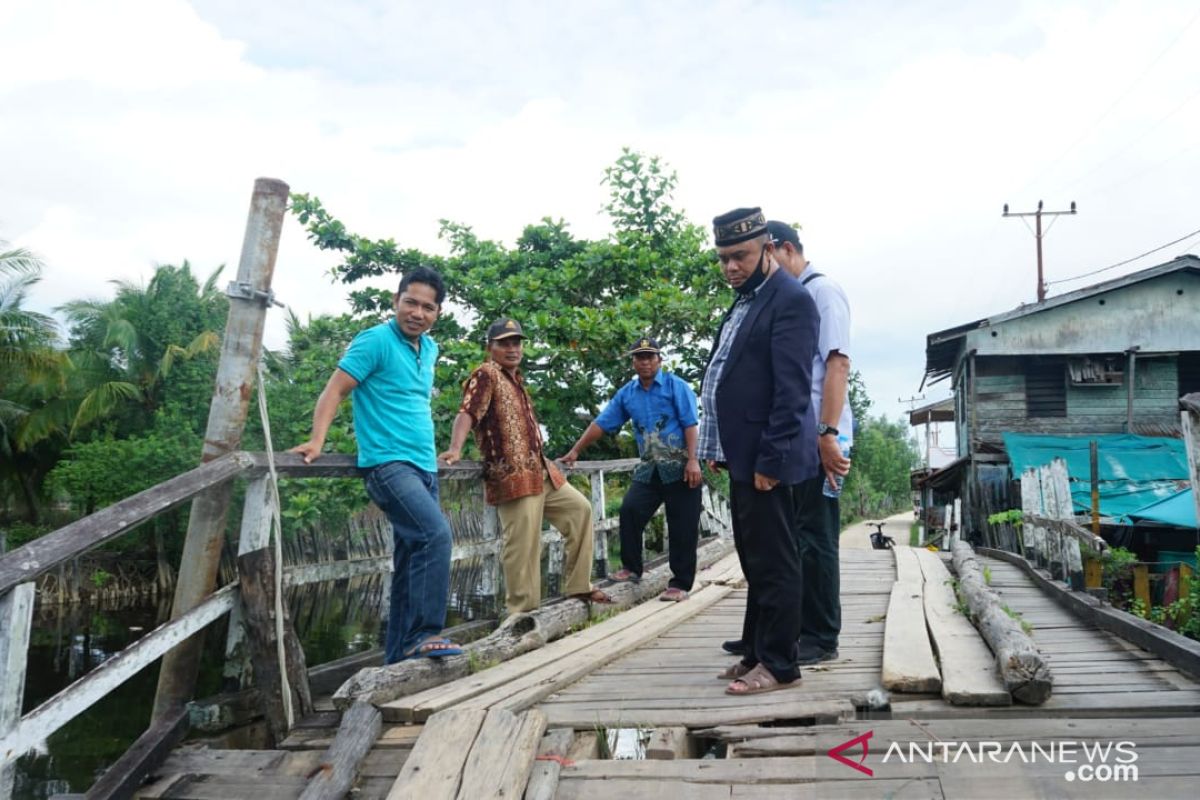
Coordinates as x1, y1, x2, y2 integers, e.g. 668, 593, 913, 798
1046, 224, 1200, 286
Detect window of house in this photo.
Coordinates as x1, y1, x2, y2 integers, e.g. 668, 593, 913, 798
1180, 352, 1200, 397
1025, 360, 1067, 417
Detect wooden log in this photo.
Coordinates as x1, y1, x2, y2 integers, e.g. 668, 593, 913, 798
336, 535, 735, 709
951, 541, 1053, 705
525, 728, 575, 800
83, 707, 189, 800
456, 708, 547, 800
388, 708, 487, 800
237, 547, 314, 745
298, 700, 381, 800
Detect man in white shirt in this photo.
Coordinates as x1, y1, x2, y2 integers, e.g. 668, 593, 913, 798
768, 221, 852, 664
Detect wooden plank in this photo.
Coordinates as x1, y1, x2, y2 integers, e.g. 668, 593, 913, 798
555, 777, 944, 800
645, 726, 692, 760
0, 581, 35, 795
882, 581, 941, 693
455, 708, 547, 800
85, 708, 190, 800
0, 452, 252, 596
298, 700, 381, 800
543, 698, 854, 728
0, 584, 236, 764
914, 549, 1010, 706
524, 728, 574, 800
152, 773, 308, 799
893, 546, 924, 586
387, 708, 486, 800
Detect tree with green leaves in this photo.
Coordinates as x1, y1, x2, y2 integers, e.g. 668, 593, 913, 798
291, 148, 730, 456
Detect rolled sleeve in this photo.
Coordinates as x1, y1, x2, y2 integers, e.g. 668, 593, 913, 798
459, 367, 496, 425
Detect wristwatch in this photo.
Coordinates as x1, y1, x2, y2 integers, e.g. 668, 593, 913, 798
817, 423, 839, 437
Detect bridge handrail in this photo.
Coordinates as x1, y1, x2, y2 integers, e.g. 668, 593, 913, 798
0, 453, 643, 597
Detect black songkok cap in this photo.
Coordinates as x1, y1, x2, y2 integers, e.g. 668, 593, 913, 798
712, 207, 768, 247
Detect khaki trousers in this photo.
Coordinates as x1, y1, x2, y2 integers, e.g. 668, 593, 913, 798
496, 474, 594, 614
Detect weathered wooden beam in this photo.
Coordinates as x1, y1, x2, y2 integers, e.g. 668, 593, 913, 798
388, 708, 487, 799
951, 541, 1053, 704
455, 708, 547, 800
0, 585, 236, 768
0, 453, 251, 596
881, 550, 941, 694
645, 726, 692, 760
236, 547, 314, 745
0, 582, 35, 798
298, 700, 381, 800
524, 728, 574, 800
1182, 392, 1200, 536
243, 452, 642, 479
83, 707, 189, 800
153, 177, 290, 722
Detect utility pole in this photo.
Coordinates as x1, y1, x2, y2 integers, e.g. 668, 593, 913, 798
1002, 200, 1077, 303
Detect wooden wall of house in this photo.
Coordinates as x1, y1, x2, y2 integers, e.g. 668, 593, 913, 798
970, 354, 1180, 447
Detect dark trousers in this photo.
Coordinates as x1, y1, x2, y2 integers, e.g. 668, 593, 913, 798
793, 475, 842, 650
618, 473, 702, 591
731, 480, 802, 682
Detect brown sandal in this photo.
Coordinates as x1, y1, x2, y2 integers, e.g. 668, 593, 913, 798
725, 664, 800, 696
717, 662, 752, 680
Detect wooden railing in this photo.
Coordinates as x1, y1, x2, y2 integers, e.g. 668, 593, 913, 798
0, 452, 731, 797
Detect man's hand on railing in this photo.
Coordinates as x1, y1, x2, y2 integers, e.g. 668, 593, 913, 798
288, 441, 323, 464
438, 448, 463, 466
557, 448, 581, 468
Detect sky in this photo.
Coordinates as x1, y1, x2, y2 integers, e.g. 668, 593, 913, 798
6, 0, 1200, 433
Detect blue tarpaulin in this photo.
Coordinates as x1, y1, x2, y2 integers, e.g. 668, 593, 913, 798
1001, 433, 1195, 527
1124, 489, 1198, 528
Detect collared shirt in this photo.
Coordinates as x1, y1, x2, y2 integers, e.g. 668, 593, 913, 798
799, 264, 855, 445
337, 320, 438, 471
698, 272, 777, 461
594, 368, 699, 484
458, 360, 565, 505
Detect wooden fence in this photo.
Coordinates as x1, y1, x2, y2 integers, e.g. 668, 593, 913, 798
0, 451, 731, 798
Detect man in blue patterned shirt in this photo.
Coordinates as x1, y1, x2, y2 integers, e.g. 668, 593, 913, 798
560, 337, 702, 601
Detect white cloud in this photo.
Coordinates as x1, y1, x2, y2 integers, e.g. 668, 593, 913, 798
5, 0, 1200, 426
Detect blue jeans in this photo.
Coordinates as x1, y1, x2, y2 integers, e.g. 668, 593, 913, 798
364, 461, 452, 664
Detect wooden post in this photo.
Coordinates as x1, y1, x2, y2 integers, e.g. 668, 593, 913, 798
236, 547, 313, 745
590, 470, 608, 577
480, 506, 501, 617
1126, 349, 1137, 432
1084, 558, 1103, 590
546, 528, 564, 597
1133, 564, 1151, 612
1089, 440, 1101, 535
0, 582, 35, 797
1180, 563, 1194, 606
223, 476, 271, 689
153, 178, 289, 721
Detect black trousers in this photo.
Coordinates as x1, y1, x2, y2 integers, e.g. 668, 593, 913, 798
731, 480, 802, 682
618, 472, 702, 591
793, 475, 842, 650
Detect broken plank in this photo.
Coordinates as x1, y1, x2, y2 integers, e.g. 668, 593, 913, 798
524, 728, 574, 800
298, 700, 381, 800
387, 708, 486, 800
454, 708, 547, 800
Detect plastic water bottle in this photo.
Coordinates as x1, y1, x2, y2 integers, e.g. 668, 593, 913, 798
822, 435, 851, 499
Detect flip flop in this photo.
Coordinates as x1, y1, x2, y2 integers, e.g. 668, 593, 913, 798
608, 569, 640, 583
717, 662, 752, 680
724, 664, 800, 696
659, 587, 688, 602
402, 637, 463, 660
570, 589, 616, 604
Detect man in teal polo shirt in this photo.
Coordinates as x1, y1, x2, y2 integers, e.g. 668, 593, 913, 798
290, 266, 460, 664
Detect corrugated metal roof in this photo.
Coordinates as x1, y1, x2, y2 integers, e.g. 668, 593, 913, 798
922, 255, 1200, 386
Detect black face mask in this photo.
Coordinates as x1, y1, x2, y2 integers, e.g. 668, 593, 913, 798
734, 244, 769, 295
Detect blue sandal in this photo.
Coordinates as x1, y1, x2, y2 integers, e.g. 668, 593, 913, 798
403, 637, 464, 660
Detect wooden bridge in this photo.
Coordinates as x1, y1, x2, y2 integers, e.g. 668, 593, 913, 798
100, 514, 1200, 800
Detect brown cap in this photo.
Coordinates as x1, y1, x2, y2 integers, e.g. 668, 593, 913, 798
486, 317, 525, 341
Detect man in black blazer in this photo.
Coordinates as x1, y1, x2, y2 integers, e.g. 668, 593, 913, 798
698, 207, 820, 695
